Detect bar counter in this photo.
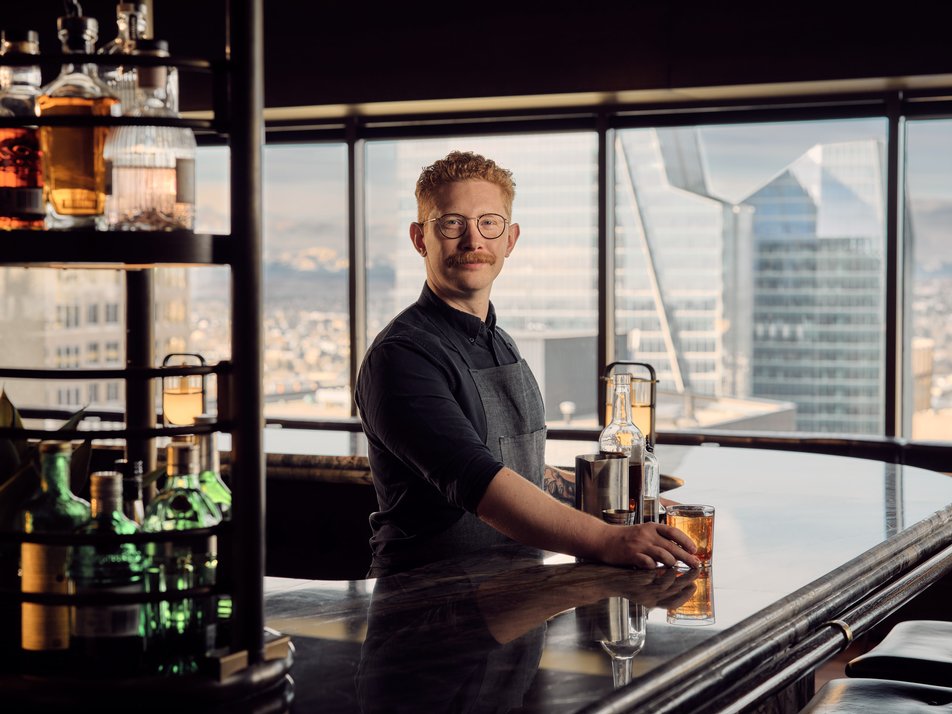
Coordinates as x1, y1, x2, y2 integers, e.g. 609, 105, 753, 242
264, 445, 952, 713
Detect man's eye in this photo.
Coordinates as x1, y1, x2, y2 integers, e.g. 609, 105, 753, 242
481, 216, 502, 227
442, 217, 465, 228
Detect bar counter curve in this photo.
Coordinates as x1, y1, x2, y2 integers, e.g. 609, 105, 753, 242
264, 445, 952, 713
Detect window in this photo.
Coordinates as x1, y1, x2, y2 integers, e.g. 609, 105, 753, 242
365, 134, 599, 425
904, 120, 952, 442
614, 120, 887, 436
105, 341, 121, 364
105, 303, 120, 323
87, 303, 99, 324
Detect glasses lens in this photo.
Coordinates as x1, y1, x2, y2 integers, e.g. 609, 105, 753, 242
437, 214, 466, 238
477, 214, 506, 239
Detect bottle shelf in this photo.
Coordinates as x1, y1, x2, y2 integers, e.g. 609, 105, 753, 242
0, 230, 230, 267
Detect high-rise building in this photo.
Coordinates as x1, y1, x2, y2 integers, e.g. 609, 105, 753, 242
0, 267, 190, 413
743, 140, 886, 434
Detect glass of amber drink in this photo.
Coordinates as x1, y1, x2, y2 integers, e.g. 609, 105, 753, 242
665, 504, 715, 569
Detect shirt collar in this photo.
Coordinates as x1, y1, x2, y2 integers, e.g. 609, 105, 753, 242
419, 283, 496, 342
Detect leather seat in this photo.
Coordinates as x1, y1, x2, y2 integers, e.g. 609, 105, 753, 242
800, 678, 952, 713
845, 620, 952, 688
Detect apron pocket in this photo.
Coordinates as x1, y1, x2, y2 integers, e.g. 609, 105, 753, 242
499, 427, 547, 488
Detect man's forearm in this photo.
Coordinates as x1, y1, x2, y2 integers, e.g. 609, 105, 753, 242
476, 467, 702, 570
477, 467, 607, 561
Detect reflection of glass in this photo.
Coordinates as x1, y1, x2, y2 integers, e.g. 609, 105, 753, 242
598, 598, 647, 687
162, 353, 205, 426
667, 566, 715, 626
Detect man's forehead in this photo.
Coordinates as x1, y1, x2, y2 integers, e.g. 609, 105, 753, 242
429, 180, 507, 212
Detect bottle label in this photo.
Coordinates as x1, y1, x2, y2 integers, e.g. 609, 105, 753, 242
20, 544, 71, 651
176, 158, 195, 204
72, 584, 143, 638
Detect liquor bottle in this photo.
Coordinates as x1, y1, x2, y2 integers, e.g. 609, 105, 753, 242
16, 441, 91, 671
642, 443, 661, 524
97, 2, 148, 109
37, 11, 119, 230
0, 30, 44, 230
103, 38, 196, 231
194, 415, 231, 520
70, 471, 146, 675
143, 440, 221, 658
599, 373, 645, 520
114, 457, 145, 525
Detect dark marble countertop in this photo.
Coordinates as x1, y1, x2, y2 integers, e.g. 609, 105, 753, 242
264, 445, 952, 713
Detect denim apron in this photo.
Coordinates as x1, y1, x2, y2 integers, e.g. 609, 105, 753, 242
369, 327, 547, 576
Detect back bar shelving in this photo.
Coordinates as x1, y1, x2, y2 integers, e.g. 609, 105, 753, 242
0, 0, 289, 708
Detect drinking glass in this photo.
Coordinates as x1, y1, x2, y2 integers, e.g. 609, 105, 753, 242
665, 504, 715, 569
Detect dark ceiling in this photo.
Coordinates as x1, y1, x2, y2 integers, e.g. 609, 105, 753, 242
6, 1, 952, 113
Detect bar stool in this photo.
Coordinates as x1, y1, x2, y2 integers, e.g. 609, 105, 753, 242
800, 678, 952, 713
845, 620, 952, 688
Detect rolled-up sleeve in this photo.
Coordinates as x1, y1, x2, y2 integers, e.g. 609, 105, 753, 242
356, 334, 504, 512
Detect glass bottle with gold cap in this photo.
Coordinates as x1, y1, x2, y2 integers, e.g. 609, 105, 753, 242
16, 441, 90, 672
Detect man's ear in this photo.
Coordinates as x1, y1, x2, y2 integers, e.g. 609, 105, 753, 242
410, 222, 426, 256
505, 223, 520, 257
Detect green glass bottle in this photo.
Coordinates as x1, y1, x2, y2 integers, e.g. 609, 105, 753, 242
17, 441, 90, 672
143, 439, 221, 663
193, 415, 231, 520
70, 471, 146, 676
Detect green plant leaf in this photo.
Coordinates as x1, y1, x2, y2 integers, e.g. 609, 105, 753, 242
60, 406, 88, 435
0, 461, 39, 527
70, 439, 93, 502
0, 389, 29, 466
0, 439, 20, 489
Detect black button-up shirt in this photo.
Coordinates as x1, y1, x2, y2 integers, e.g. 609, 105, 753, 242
355, 284, 520, 561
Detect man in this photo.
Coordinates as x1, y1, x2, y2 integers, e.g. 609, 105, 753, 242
355, 150, 699, 577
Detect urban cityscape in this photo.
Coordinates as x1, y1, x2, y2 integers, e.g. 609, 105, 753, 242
2, 123, 950, 444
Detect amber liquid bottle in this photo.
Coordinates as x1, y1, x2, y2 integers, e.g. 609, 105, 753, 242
37, 14, 119, 230
0, 30, 44, 230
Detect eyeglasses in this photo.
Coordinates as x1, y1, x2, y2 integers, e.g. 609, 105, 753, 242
420, 213, 509, 240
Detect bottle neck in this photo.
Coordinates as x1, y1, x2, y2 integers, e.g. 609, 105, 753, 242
169, 472, 201, 490
197, 432, 220, 474
40, 454, 72, 495
91, 494, 123, 519
611, 385, 633, 426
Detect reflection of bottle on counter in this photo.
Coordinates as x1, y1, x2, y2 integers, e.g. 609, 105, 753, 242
599, 373, 645, 520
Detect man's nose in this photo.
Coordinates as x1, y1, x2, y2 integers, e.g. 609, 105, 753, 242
458, 218, 485, 247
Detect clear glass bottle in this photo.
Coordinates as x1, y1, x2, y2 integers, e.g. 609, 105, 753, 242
599, 373, 645, 518
194, 414, 231, 520
642, 443, 661, 524
103, 38, 196, 232
69, 471, 146, 676
143, 439, 221, 660
16, 441, 91, 671
97, 2, 148, 109
114, 457, 145, 525
37, 12, 119, 230
0, 29, 44, 230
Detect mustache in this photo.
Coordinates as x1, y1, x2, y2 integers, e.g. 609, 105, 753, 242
445, 251, 496, 267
